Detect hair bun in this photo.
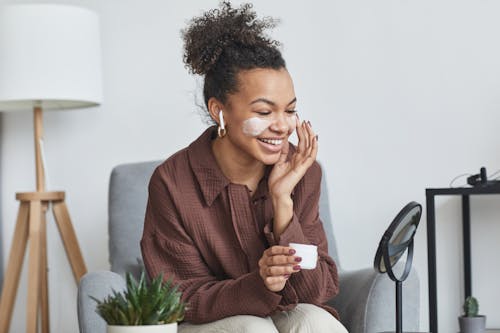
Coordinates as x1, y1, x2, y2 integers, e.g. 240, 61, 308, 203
182, 1, 280, 75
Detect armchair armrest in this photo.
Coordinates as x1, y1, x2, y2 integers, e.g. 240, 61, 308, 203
327, 267, 419, 333
77, 271, 127, 333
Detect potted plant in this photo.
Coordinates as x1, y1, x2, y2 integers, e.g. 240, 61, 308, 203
91, 272, 186, 333
458, 296, 486, 333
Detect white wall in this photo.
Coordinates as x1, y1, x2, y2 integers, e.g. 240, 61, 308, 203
1, 1, 500, 332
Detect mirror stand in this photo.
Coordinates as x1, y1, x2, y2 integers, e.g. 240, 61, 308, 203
374, 202, 430, 333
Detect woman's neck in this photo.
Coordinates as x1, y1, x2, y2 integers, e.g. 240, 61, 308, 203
211, 137, 265, 192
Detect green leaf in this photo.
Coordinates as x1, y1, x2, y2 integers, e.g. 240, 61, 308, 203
90, 270, 186, 325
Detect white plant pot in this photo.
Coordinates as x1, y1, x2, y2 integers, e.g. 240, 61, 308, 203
107, 323, 177, 333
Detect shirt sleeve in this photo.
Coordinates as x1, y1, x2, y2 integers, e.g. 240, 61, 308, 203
140, 167, 282, 324
263, 162, 340, 306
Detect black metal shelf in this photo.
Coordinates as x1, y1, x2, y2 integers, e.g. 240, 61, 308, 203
426, 185, 500, 333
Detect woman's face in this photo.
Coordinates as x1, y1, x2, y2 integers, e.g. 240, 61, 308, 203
221, 67, 297, 165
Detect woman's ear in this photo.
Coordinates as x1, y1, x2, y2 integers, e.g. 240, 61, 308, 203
207, 97, 224, 125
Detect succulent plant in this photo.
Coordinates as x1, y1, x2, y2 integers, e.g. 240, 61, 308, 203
91, 272, 186, 325
463, 296, 479, 317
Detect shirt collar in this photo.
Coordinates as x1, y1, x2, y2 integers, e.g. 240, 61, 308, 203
187, 126, 296, 206
187, 126, 230, 206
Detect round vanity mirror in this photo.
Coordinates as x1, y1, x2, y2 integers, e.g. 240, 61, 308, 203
374, 201, 421, 278
373, 201, 423, 333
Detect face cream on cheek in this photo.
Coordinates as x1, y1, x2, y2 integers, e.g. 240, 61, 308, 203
242, 117, 272, 137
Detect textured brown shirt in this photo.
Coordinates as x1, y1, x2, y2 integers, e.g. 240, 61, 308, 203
140, 126, 339, 324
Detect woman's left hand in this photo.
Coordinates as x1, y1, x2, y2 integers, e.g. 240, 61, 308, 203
268, 117, 318, 236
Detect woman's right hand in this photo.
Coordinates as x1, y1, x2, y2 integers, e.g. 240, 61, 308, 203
258, 246, 302, 292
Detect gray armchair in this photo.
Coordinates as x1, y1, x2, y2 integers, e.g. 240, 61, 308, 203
77, 161, 420, 333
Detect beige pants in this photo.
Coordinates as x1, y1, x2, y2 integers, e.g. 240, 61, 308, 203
179, 303, 349, 333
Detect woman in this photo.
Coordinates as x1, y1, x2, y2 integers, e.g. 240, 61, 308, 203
141, 2, 347, 332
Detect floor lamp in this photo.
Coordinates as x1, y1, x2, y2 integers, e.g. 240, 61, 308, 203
0, 4, 102, 333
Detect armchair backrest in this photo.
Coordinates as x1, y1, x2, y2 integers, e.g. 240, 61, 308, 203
108, 160, 340, 278
108, 160, 159, 277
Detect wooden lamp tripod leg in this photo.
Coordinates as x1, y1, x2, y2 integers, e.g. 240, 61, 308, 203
34, 102, 49, 333
40, 203, 50, 333
34, 106, 86, 329
52, 201, 87, 282
26, 200, 43, 333
0, 202, 30, 333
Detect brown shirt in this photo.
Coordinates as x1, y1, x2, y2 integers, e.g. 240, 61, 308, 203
140, 126, 339, 324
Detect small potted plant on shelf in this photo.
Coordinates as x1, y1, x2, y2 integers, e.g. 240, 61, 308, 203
91, 272, 186, 333
458, 296, 486, 333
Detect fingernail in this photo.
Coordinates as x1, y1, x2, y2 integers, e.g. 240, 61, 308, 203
284, 274, 291, 279
307, 121, 311, 127
293, 265, 301, 270
294, 257, 302, 262
289, 249, 296, 255
315, 134, 319, 141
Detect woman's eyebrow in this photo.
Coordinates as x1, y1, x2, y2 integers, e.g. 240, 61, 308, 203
249, 97, 297, 106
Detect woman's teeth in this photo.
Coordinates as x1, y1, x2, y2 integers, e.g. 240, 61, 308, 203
259, 138, 283, 145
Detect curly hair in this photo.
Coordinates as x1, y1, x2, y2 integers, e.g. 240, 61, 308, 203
181, 1, 286, 108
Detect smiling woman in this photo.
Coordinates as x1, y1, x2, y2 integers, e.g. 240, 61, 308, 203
140, 2, 347, 333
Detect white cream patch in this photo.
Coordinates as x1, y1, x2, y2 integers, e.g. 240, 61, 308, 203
242, 117, 272, 137
242, 115, 298, 137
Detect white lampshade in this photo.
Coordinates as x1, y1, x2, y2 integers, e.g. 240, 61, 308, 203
0, 4, 102, 112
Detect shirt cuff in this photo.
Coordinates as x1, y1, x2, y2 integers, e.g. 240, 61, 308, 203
244, 270, 284, 313
279, 279, 298, 306
264, 213, 309, 246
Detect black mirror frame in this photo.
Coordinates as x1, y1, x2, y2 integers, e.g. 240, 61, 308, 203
374, 201, 422, 281
373, 201, 423, 333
